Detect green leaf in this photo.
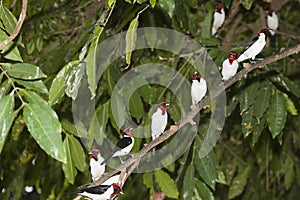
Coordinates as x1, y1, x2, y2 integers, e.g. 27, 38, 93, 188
269, 74, 300, 98
108, 0, 115, 8
65, 62, 85, 100
228, 165, 251, 199
0, 93, 15, 154
62, 136, 77, 184
182, 165, 194, 200
0, 79, 12, 98
49, 60, 80, 105
198, 37, 220, 47
252, 81, 272, 119
2, 63, 46, 80
283, 157, 294, 190
155, 170, 179, 199
129, 91, 143, 123
0, 4, 17, 34
150, 0, 156, 7
283, 93, 298, 116
159, 0, 175, 17
125, 14, 139, 66
143, 173, 154, 199
89, 101, 109, 147
239, 81, 260, 115
240, 0, 254, 10
194, 179, 215, 200
67, 135, 86, 172
241, 105, 254, 136
194, 150, 217, 190
201, 11, 213, 38
14, 79, 48, 93
267, 90, 287, 138
251, 115, 267, 146
23, 103, 66, 163
0, 30, 23, 62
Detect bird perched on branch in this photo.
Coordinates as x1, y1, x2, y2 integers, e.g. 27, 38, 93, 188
78, 183, 123, 200
222, 52, 239, 81
266, 10, 278, 45
212, 5, 225, 36
89, 149, 106, 182
151, 102, 169, 154
237, 28, 270, 63
190, 72, 207, 106
101, 128, 134, 164
102, 171, 127, 187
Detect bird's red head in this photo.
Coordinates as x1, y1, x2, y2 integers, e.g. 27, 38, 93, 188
158, 102, 170, 114
111, 183, 123, 198
258, 28, 270, 36
267, 10, 274, 16
228, 52, 238, 64
88, 149, 100, 160
215, 5, 224, 13
122, 127, 133, 137
191, 71, 202, 82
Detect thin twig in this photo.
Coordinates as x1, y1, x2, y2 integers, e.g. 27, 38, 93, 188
0, 0, 27, 51
78, 43, 300, 191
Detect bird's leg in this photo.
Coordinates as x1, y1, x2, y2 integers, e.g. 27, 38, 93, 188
119, 157, 124, 164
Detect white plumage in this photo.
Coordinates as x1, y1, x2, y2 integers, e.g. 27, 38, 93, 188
151, 102, 169, 141
89, 149, 106, 182
212, 6, 225, 36
191, 73, 207, 105
78, 186, 113, 200
267, 10, 278, 36
237, 29, 269, 63
222, 52, 239, 81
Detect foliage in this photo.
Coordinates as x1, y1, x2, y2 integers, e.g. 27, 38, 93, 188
0, 0, 300, 199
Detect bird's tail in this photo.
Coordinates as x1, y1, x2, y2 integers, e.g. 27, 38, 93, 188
237, 54, 247, 63
100, 154, 113, 165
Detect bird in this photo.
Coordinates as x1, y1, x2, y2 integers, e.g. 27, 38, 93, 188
237, 28, 270, 63
212, 5, 225, 36
150, 102, 169, 154
221, 52, 239, 81
101, 127, 134, 164
89, 149, 106, 182
266, 10, 278, 45
78, 183, 123, 200
190, 72, 207, 106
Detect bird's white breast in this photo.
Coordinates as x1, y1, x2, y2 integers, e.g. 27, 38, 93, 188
151, 108, 168, 140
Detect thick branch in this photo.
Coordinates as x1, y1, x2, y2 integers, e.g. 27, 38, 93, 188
0, 0, 27, 51
78, 43, 300, 191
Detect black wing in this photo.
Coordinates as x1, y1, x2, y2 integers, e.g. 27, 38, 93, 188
82, 185, 111, 194
115, 137, 133, 149
241, 36, 259, 54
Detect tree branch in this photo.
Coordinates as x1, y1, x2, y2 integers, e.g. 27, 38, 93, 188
78, 43, 300, 191
0, 0, 27, 51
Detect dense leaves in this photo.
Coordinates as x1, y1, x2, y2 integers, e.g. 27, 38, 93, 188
0, 0, 299, 199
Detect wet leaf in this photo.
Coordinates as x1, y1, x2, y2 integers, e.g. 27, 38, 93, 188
2, 63, 46, 80
23, 103, 66, 163
0, 93, 15, 154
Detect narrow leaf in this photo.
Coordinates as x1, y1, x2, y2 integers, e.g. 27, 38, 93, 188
252, 81, 272, 119
201, 11, 213, 38
240, 0, 254, 10
67, 135, 86, 172
155, 170, 179, 199
239, 81, 260, 115
269, 74, 300, 97
62, 136, 77, 184
125, 15, 139, 66
0, 30, 23, 62
267, 90, 287, 138
194, 154, 217, 190
0, 4, 17, 34
65, 62, 85, 100
0, 93, 15, 154
2, 63, 46, 80
182, 165, 194, 200
0, 79, 12, 98
143, 173, 154, 199
23, 103, 66, 163
159, 0, 175, 17
194, 179, 215, 200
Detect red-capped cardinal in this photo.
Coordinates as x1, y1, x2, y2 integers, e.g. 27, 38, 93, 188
222, 52, 239, 81
151, 102, 169, 154
237, 29, 270, 63
101, 128, 134, 164
89, 149, 106, 182
78, 183, 123, 200
266, 10, 278, 36
212, 5, 225, 36
190, 72, 207, 106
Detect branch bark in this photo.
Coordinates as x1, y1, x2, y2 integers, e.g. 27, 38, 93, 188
0, 0, 27, 51
78, 43, 300, 191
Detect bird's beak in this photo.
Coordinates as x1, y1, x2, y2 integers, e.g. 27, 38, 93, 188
120, 191, 124, 195
166, 102, 170, 106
